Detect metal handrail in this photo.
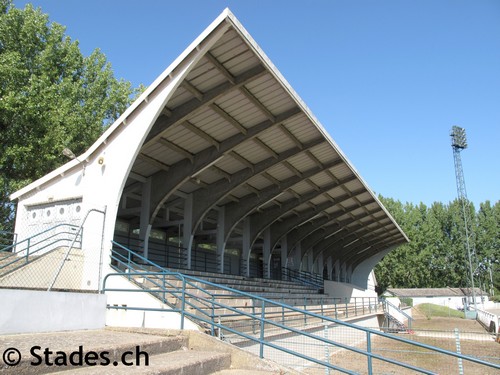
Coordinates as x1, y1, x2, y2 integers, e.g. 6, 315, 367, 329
48, 208, 106, 291
0, 224, 81, 277
381, 298, 414, 329
103, 245, 500, 374
282, 267, 323, 289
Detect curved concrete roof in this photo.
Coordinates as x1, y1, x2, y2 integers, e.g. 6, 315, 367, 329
12, 9, 408, 282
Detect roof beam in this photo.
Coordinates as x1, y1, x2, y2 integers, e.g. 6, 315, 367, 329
158, 138, 194, 163
210, 103, 247, 135
268, 186, 367, 252
149, 106, 302, 221
143, 64, 267, 148
189, 139, 337, 237
282, 161, 303, 178
305, 150, 324, 169
262, 172, 281, 186
228, 178, 349, 247
240, 86, 276, 122
210, 165, 231, 181
137, 153, 170, 171
181, 80, 204, 101
182, 121, 220, 150
254, 138, 278, 159
244, 183, 261, 196
229, 151, 254, 172
279, 124, 304, 150
205, 51, 235, 84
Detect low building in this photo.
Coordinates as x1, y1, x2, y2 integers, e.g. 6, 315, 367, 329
383, 287, 489, 309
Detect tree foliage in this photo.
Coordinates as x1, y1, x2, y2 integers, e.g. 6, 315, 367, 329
376, 197, 500, 294
0, 0, 138, 232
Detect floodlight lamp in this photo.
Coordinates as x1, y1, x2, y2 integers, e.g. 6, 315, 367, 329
450, 126, 468, 150
62, 147, 76, 159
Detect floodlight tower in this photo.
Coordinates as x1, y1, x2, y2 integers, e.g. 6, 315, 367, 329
450, 126, 477, 313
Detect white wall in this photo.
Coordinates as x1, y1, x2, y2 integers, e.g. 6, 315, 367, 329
104, 274, 199, 331
324, 271, 378, 300
0, 289, 106, 334
324, 280, 378, 300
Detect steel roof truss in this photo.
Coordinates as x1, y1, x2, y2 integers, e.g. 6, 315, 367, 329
148, 107, 301, 220
158, 138, 194, 163
182, 121, 221, 150
143, 64, 266, 148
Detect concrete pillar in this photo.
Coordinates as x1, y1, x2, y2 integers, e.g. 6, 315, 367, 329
183, 194, 193, 269
293, 242, 302, 271
139, 178, 152, 259
281, 235, 288, 270
326, 256, 333, 281
334, 260, 340, 281
241, 217, 251, 277
216, 207, 225, 273
315, 252, 324, 275
307, 250, 314, 272
263, 228, 271, 279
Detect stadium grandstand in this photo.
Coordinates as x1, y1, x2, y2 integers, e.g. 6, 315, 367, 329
2, 8, 498, 374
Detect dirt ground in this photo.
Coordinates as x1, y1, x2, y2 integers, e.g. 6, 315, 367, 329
305, 308, 500, 375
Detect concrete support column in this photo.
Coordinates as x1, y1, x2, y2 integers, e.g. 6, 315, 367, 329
293, 242, 302, 271
340, 263, 346, 282
263, 228, 271, 279
307, 250, 314, 273
315, 252, 324, 275
334, 260, 340, 281
216, 208, 225, 273
139, 178, 152, 259
326, 256, 333, 281
183, 194, 193, 269
241, 217, 251, 277
281, 235, 288, 271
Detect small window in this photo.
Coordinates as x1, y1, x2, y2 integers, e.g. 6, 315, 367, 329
76, 205, 81, 213
46, 210, 51, 217
59, 208, 65, 215
32, 212, 37, 219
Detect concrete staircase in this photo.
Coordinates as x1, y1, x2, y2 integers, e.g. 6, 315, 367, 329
123, 268, 377, 343
0, 328, 292, 374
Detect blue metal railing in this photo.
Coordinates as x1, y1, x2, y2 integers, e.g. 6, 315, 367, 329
103, 244, 500, 374
382, 298, 414, 329
0, 223, 81, 277
0, 230, 17, 251
282, 267, 324, 289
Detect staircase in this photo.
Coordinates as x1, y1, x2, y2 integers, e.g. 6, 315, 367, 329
110, 245, 379, 341
0, 328, 288, 375
383, 311, 410, 333
381, 298, 413, 334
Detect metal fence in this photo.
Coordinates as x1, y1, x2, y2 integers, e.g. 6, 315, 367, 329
0, 209, 106, 291
104, 244, 500, 374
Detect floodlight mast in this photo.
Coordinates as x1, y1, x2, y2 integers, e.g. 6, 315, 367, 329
450, 126, 477, 314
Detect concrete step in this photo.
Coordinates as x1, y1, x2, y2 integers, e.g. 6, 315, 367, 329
59, 350, 231, 374
213, 370, 282, 375
0, 328, 289, 374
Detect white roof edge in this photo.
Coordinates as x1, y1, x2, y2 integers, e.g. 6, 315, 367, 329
11, 8, 232, 201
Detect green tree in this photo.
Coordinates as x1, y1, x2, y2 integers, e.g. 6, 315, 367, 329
376, 196, 500, 293
0, 0, 138, 233
475, 200, 500, 294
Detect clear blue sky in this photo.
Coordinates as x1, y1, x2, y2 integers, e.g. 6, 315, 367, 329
15, 0, 500, 208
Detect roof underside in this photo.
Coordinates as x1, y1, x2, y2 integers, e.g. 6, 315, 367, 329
117, 14, 408, 271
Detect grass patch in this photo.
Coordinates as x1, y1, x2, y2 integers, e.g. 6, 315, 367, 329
416, 303, 464, 319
